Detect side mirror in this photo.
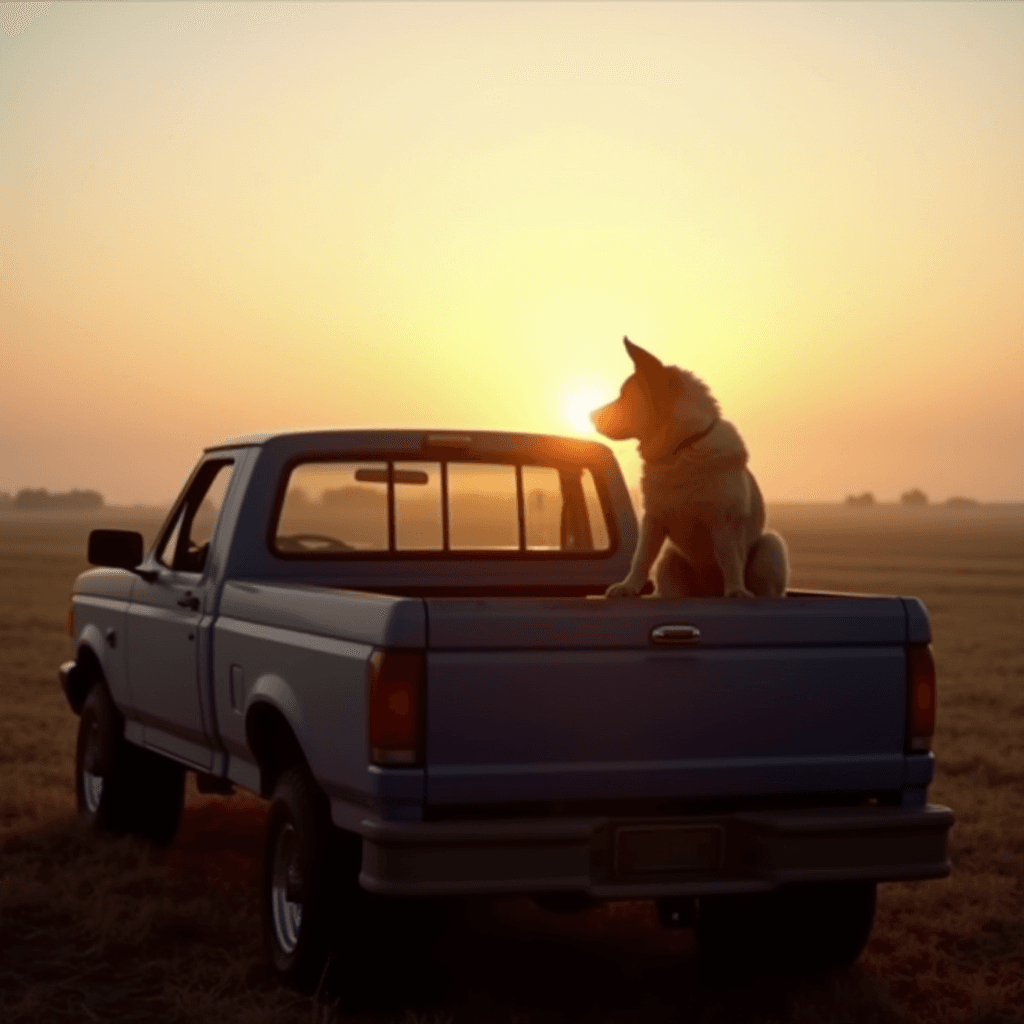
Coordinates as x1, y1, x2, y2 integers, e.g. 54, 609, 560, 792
88, 529, 144, 570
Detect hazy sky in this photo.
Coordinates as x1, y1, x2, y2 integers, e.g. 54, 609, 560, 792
2, 2, 1022, 505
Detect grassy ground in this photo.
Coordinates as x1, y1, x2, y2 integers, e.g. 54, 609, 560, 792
1, 504, 1021, 1023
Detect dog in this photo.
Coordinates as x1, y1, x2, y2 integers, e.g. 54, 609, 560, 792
591, 337, 788, 599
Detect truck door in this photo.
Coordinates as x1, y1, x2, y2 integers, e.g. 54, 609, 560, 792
125, 459, 235, 768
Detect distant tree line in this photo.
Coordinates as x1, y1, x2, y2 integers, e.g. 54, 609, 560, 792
845, 491, 876, 508
0, 488, 104, 511
843, 489, 981, 508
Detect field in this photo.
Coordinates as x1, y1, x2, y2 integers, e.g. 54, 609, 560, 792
1, 504, 1022, 1023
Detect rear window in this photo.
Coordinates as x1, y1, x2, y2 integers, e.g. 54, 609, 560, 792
273, 458, 611, 557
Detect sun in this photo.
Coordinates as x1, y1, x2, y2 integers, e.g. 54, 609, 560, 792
563, 386, 611, 435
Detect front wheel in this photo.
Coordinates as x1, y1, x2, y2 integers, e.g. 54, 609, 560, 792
75, 682, 185, 845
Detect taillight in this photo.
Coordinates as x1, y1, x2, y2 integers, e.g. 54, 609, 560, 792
66, 603, 75, 638
368, 648, 424, 766
907, 643, 936, 751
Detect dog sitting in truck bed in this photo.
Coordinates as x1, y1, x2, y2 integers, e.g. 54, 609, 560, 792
591, 337, 788, 599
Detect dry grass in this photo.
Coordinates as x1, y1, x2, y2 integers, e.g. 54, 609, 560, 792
1, 504, 1022, 1023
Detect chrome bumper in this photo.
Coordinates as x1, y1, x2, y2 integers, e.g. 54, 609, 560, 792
356, 803, 954, 898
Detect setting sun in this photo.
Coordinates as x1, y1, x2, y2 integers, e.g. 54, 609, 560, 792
563, 386, 613, 437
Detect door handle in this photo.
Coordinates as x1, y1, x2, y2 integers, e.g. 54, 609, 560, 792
177, 593, 200, 611
650, 624, 701, 644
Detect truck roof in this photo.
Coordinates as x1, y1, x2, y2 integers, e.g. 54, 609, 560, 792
204, 427, 616, 463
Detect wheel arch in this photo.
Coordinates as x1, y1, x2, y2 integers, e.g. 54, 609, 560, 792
245, 699, 312, 799
67, 643, 108, 715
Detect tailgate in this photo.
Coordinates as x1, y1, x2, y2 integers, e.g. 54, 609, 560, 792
424, 595, 911, 807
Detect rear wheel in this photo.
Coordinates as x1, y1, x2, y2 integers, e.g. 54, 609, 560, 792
697, 882, 876, 981
695, 891, 772, 985
75, 682, 185, 845
262, 768, 365, 992
773, 881, 877, 972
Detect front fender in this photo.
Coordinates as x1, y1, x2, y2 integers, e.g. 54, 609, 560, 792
75, 621, 130, 712
61, 638, 118, 716
77, 623, 109, 665
76, 626, 121, 697
59, 658, 87, 713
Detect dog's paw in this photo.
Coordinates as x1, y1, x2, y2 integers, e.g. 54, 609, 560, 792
605, 580, 643, 599
726, 587, 756, 599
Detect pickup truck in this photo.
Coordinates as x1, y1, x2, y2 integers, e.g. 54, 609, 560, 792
60, 428, 953, 989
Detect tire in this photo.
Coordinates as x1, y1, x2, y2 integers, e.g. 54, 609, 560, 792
697, 882, 877, 982
75, 682, 185, 846
131, 745, 187, 846
771, 882, 877, 973
262, 768, 364, 992
696, 891, 773, 986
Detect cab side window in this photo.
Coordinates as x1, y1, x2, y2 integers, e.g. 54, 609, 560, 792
156, 460, 235, 572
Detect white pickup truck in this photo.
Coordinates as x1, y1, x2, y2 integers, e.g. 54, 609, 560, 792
61, 428, 953, 989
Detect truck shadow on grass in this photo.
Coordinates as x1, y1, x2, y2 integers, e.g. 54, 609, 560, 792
0, 795, 903, 1024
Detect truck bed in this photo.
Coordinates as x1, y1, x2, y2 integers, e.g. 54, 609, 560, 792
216, 581, 929, 819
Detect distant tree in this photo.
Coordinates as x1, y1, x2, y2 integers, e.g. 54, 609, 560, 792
69, 490, 104, 510
12, 488, 104, 511
901, 488, 928, 507
944, 495, 980, 509
845, 492, 875, 508
13, 489, 51, 510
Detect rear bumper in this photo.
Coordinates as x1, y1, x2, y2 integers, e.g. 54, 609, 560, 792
356, 803, 954, 898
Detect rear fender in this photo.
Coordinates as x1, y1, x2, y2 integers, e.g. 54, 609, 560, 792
244, 675, 312, 797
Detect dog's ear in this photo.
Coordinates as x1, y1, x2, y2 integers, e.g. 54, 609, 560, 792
623, 337, 667, 391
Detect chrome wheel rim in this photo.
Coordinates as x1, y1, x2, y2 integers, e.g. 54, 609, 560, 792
82, 769, 104, 813
271, 822, 303, 955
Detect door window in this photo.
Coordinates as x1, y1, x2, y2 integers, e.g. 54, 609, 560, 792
156, 460, 235, 572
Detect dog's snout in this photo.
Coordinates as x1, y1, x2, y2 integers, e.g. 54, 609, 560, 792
591, 399, 633, 440
590, 401, 616, 435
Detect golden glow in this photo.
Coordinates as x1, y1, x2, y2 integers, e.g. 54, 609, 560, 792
1, 3, 1022, 504
563, 385, 613, 437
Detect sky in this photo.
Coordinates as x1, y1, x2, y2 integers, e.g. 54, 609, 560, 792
2, 1, 1022, 506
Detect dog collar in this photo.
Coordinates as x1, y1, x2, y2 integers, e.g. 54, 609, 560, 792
658, 417, 720, 462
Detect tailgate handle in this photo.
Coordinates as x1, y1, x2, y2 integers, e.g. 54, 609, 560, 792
650, 624, 701, 644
